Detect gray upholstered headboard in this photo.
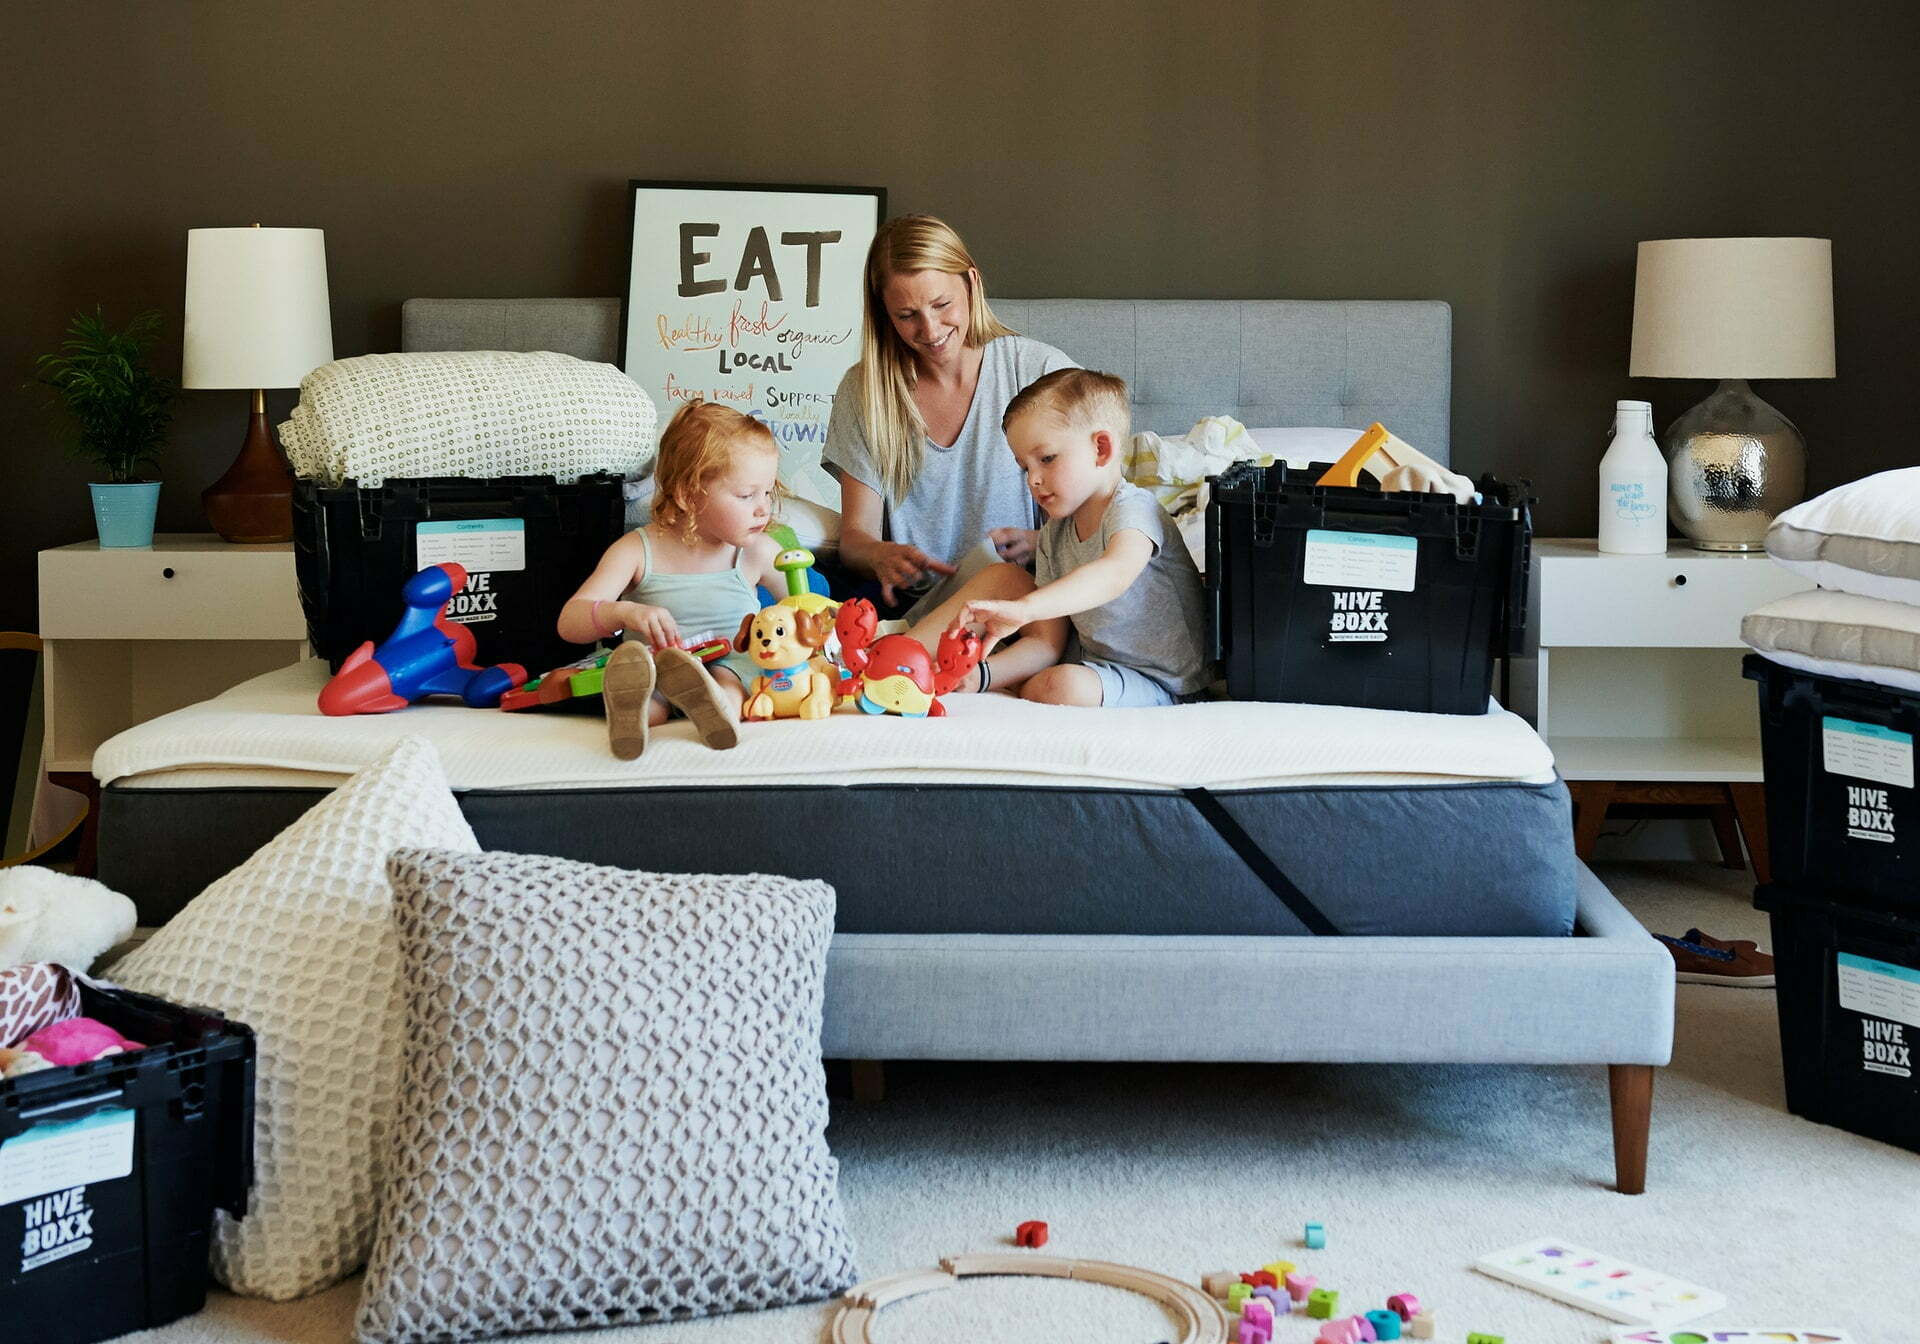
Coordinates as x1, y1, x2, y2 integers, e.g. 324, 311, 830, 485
402, 296, 1451, 462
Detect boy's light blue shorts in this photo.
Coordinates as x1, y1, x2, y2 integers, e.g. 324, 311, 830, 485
1080, 658, 1201, 708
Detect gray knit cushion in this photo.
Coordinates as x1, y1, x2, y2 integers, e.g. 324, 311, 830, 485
354, 850, 856, 1344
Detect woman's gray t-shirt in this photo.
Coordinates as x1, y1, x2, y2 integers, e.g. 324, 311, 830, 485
822, 334, 1076, 619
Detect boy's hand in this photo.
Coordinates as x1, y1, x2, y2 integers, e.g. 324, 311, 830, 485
623, 602, 680, 650
988, 527, 1037, 565
954, 597, 1029, 653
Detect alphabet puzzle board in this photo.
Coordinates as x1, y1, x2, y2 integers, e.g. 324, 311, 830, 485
1473, 1238, 1727, 1326
620, 181, 884, 510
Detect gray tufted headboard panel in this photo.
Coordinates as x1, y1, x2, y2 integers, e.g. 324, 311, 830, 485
402, 296, 1451, 463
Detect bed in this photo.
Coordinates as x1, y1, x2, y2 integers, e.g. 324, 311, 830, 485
91, 297, 1674, 1191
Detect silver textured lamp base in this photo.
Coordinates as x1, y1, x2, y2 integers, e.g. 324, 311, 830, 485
1664, 378, 1806, 551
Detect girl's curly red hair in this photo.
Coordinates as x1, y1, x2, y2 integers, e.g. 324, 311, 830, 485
650, 400, 781, 541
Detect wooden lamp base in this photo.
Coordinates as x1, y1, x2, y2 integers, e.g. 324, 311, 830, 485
203, 390, 293, 544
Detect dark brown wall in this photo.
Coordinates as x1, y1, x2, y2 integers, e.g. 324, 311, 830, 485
5, 1, 1916, 632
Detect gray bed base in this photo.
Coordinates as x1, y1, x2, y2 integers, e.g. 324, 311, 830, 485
182, 295, 1665, 1191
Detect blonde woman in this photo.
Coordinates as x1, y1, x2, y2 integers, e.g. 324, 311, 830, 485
823, 215, 1077, 691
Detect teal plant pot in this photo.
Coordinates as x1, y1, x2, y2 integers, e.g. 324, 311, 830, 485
89, 481, 162, 548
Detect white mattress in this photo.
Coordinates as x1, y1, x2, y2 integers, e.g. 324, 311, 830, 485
97, 660, 1558, 793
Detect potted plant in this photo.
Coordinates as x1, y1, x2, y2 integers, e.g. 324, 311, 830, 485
36, 308, 176, 547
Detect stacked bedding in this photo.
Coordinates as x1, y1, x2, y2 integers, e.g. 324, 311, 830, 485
1745, 468, 1920, 692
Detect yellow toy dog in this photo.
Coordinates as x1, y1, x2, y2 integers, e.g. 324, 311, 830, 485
732, 606, 838, 721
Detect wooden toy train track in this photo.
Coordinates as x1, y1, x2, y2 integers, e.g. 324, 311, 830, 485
828, 1254, 1231, 1343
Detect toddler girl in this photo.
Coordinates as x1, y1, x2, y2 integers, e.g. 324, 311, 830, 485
559, 400, 790, 759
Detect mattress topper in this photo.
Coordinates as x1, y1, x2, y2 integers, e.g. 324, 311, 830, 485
96, 660, 1558, 793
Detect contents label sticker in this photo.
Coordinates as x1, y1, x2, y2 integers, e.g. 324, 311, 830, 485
0, 1108, 134, 1208
1302, 530, 1418, 591
416, 518, 527, 574
1838, 951, 1920, 1032
1822, 716, 1913, 790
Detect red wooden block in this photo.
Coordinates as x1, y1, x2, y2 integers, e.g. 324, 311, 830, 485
1014, 1220, 1049, 1248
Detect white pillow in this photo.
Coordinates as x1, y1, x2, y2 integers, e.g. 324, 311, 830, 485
279, 350, 658, 487
1743, 588, 1920, 696
1768, 468, 1920, 605
110, 737, 479, 1301
1245, 426, 1369, 467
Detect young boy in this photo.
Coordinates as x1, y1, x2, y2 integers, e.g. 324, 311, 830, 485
955, 367, 1213, 707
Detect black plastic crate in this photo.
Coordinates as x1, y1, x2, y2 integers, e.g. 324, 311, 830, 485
1746, 654, 1920, 908
1, 982, 254, 1344
1755, 882, 1920, 1154
294, 474, 626, 674
1205, 461, 1532, 714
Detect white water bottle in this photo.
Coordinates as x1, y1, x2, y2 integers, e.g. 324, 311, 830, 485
1598, 400, 1668, 554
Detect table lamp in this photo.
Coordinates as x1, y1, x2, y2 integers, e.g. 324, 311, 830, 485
1629, 236, 1835, 551
183, 225, 333, 543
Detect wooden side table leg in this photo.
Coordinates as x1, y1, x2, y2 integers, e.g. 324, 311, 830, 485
1708, 793, 1747, 871
1569, 781, 1615, 862
1728, 782, 1771, 886
45, 771, 101, 879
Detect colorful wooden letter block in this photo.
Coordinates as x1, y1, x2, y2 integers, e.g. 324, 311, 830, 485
1285, 1271, 1317, 1302
1308, 1287, 1340, 1319
1386, 1293, 1421, 1322
1304, 1221, 1327, 1249
1203, 1271, 1240, 1298
1464, 1333, 1504, 1344
1013, 1220, 1048, 1248
1252, 1285, 1287, 1314
1227, 1283, 1254, 1311
1263, 1259, 1297, 1281
1408, 1311, 1436, 1339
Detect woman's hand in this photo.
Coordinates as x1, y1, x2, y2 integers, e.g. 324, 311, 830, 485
954, 597, 1030, 654
871, 542, 957, 606
989, 527, 1037, 566
620, 602, 681, 650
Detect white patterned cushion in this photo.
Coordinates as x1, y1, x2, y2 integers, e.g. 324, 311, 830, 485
279, 350, 657, 486
110, 737, 478, 1300
355, 849, 857, 1344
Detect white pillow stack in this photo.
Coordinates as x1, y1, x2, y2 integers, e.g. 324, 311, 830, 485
1745, 469, 1920, 691
110, 737, 479, 1301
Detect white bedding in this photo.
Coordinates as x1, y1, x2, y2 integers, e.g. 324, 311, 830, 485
97, 660, 1557, 793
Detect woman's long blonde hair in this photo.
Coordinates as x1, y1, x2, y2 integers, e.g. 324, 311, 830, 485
858, 215, 1014, 503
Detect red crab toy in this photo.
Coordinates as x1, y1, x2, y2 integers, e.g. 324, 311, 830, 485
833, 598, 983, 718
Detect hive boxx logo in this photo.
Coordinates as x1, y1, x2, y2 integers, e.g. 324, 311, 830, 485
18, 1185, 95, 1272
1328, 590, 1388, 643
1845, 785, 1896, 844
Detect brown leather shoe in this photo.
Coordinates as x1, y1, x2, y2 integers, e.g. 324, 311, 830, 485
602, 642, 655, 760
1655, 929, 1776, 987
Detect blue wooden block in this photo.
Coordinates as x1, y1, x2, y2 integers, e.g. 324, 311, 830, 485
1303, 1220, 1327, 1249
1365, 1308, 1403, 1340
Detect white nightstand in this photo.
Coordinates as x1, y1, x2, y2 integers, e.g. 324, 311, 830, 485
1514, 539, 1813, 874
37, 534, 308, 869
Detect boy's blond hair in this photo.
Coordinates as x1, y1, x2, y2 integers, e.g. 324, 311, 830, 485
650, 400, 779, 541
857, 214, 1016, 502
1002, 367, 1131, 441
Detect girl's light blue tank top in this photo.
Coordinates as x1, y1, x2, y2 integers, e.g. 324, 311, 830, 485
620, 529, 761, 685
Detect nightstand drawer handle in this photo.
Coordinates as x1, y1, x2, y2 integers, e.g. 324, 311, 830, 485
162, 567, 176, 579
1672, 573, 1687, 587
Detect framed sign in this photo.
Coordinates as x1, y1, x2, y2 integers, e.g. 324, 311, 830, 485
620, 180, 885, 508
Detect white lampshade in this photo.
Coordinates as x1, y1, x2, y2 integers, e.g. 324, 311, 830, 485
182, 226, 334, 389
1630, 237, 1834, 380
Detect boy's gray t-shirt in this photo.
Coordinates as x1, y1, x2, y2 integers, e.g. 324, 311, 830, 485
822, 334, 1076, 620
1035, 480, 1213, 694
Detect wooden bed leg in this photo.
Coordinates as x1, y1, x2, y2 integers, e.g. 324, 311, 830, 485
850, 1059, 886, 1105
1608, 1064, 1653, 1194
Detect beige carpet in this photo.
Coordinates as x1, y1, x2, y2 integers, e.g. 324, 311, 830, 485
132, 862, 1916, 1344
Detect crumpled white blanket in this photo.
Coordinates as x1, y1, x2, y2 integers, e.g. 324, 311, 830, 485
1125, 416, 1273, 569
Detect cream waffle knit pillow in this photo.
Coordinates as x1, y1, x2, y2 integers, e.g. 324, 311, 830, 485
279, 350, 657, 486
110, 737, 478, 1300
